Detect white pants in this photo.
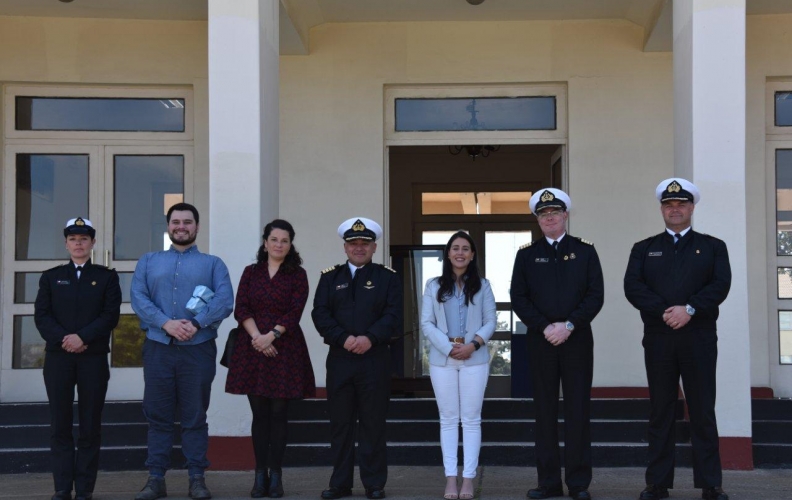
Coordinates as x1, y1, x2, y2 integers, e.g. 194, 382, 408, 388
429, 358, 489, 478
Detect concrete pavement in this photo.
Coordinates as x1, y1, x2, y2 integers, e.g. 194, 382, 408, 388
0, 467, 789, 500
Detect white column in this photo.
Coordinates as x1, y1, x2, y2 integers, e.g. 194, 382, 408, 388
208, 0, 279, 437
673, 0, 752, 460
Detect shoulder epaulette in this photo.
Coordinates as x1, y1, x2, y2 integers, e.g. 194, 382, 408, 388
321, 264, 341, 274
519, 241, 535, 250
575, 237, 594, 246
383, 265, 397, 273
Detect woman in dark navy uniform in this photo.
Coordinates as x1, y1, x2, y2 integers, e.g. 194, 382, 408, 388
34, 217, 122, 500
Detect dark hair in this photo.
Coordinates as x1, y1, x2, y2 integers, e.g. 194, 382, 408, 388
166, 203, 200, 224
436, 231, 482, 305
256, 219, 303, 273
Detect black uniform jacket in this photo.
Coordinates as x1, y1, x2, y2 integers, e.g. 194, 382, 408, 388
624, 230, 731, 333
510, 235, 604, 334
312, 262, 403, 357
34, 260, 122, 355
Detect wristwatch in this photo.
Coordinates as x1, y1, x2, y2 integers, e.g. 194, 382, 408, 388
565, 321, 575, 332
271, 329, 282, 339
471, 340, 482, 351
685, 304, 696, 316
190, 319, 201, 330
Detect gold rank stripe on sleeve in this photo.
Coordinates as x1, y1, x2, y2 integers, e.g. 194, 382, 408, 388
321, 265, 340, 274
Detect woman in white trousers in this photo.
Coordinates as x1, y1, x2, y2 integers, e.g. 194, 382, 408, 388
421, 231, 496, 500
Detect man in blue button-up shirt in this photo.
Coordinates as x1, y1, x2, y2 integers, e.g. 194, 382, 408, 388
131, 203, 233, 500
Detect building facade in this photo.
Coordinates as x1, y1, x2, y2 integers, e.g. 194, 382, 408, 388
0, 0, 789, 469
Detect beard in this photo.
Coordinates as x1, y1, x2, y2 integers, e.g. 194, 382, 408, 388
169, 230, 197, 247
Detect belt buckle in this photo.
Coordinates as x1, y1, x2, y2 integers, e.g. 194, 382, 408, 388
451, 337, 464, 344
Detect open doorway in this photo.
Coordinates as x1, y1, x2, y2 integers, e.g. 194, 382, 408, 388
389, 144, 564, 397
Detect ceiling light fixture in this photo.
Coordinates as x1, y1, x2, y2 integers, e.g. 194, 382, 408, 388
448, 145, 500, 161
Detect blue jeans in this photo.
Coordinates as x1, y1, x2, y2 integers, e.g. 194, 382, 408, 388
142, 338, 217, 476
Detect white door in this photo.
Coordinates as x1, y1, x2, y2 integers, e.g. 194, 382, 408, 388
0, 145, 192, 401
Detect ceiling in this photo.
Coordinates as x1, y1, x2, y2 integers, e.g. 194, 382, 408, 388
1, 0, 791, 54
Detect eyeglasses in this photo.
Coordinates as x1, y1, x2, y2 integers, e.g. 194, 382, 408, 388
536, 210, 564, 220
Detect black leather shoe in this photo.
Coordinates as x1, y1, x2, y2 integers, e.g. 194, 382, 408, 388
321, 487, 352, 499
135, 476, 167, 500
251, 469, 269, 498
527, 485, 564, 499
189, 474, 212, 499
269, 469, 284, 498
51, 492, 72, 500
568, 487, 592, 500
639, 485, 669, 500
365, 487, 386, 499
702, 487, 729, 500
75, 495, 93, 500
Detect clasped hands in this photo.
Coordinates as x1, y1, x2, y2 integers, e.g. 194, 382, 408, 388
663, 305, 691, 330
544, 322, 571, 346
62, 333, 86, 353
163, 319, 198, 342
449, 342, 475, 360
343, 335, 373, 355
252, 331, 278, 358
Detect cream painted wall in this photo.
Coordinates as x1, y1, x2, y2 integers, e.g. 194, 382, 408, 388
280, 19, 675, 389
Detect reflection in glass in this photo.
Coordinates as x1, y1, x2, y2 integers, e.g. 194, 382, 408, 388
778, 268, 792, 299
422, 192, 531, 215
15, 273, 43, 303
779, 312, 792, 365
112, 314, 146, 367
488, 340, 511, 376
119, 273, 134, 303
16, 154, 89, 260
13, 316, 45, 369
16, 97, 185, 132
395, 97, 556, 132
496, 310, 512, 332
485, 231, 533, 302
775, 92, 792, 127
114, 155, 184, 260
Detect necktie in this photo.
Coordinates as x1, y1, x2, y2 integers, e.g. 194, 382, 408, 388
75, 265, 83, 280
674, 233, 681, 249
552, 240, 559, 252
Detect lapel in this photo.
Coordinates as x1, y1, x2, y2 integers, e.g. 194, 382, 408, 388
432, 280, 449, 333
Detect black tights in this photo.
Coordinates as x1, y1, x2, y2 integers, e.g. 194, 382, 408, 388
248, 395, 289, 472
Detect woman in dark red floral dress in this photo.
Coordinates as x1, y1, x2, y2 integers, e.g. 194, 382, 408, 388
225, 219, 316, 498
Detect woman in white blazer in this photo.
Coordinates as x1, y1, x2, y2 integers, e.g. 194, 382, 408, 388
421, 231, 496, 500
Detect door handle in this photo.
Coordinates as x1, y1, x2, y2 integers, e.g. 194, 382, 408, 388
105, 250, 111, 268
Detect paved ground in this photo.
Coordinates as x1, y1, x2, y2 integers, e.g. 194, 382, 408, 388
1, 467, 789, 500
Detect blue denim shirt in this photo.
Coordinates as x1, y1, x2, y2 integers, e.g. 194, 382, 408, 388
131, 245, 234, 345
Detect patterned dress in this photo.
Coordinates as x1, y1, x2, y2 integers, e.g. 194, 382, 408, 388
225, 263, 316, 399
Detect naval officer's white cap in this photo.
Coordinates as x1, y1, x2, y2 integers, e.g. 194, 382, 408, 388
529, 188, 572, 214
337, 217, 383, 242
655, 178, 700, 204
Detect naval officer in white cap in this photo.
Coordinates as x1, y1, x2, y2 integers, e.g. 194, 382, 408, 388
624, 178, 731, 500
312, 218, 403, 500
510, 189, 604, 500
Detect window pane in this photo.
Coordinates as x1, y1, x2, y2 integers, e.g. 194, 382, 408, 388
13, 315, 45, 369
114, 155, 184, 260
485, 231, 533, 302
779, 312, 792, 364
775, 92, 792, 127
488, 340, 511, 376
778, 268, 792, 299
777, 150, 792, 255
16, 97, 185, 132
111, 314, 146, 367
16, 154, 89, 260
395, 97, 556, 132
118, 272, 134, 303
422, 192, 531, 215
14, 273, 42, 303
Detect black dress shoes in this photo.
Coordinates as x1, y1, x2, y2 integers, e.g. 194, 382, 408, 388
251, 469, 269, 498
702, 487, 729, 500
74, 495, 93, 500
568, 487, 592, 500
51, 492, 72, 500
527, 485, 564, 499
639, 485, 669, 500
321, 487, 353, 499
269, 469, 284, 498
365, 487, 386, 499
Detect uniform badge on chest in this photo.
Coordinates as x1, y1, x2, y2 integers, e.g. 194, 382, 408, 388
535, 258, 549, 263
56, 280, 70, 285
648, 252, 662, 257
364, 281, 375, 289
336, 283, 349, 290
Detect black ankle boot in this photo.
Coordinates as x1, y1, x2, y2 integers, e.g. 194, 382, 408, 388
251, 469, 269, 498
268, 469, 284, 498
